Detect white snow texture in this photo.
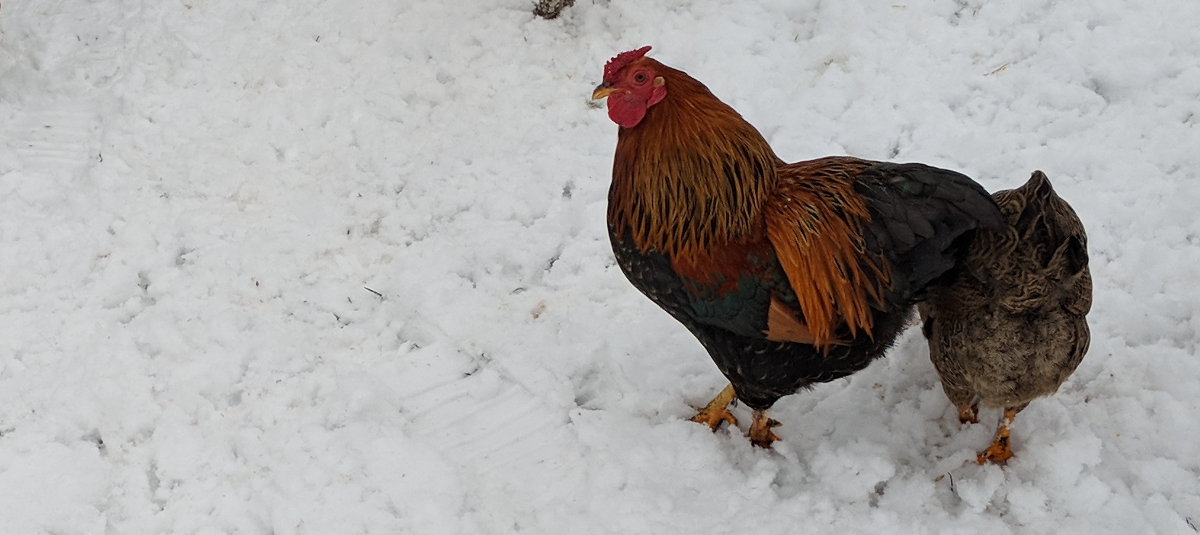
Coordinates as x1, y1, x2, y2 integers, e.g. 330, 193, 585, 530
1, 0, 1198, 534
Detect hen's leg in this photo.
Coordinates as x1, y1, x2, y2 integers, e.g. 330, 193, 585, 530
977, 407, 1020, 464
748, 409, 781, 448
690, 383, 738, 430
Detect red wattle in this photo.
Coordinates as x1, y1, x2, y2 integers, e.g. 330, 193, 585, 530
607, 97, 647, 128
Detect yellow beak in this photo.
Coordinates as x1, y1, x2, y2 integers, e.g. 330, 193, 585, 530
592, 83, 615, 100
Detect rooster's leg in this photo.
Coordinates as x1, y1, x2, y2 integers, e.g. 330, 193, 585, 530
957, 403, 980, 424
748, 409, 781, 448
977, 407, 1019, 464
690, 383, 738, 431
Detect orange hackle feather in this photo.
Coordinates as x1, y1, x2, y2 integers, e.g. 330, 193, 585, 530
607, 59, 890, 349
608, 60, 778, 258
765, 159, 890, 346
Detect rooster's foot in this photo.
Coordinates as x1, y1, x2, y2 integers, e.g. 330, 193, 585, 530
690, 383, 738, 431
748, 409, 781, 448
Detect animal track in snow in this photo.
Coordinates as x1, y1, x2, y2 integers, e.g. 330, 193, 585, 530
395, 358, 582, 506
7, 102, 102, 174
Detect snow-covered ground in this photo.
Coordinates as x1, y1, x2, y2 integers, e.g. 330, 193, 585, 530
1, 0, 1198, 533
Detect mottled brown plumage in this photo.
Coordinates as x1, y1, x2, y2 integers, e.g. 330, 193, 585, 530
920, 170, 1092, 463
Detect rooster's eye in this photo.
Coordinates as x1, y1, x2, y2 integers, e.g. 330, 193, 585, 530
633, 72, 647, 84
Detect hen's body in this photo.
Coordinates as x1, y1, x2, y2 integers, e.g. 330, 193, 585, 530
594, 47, 1004, 445
920, 171, 1091, 463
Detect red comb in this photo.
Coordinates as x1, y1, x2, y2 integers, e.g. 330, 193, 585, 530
604, 46, 652, 82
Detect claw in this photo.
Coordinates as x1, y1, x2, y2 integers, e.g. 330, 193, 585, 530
691, 384, 738, 431
977, 407, 1018, 464
977, 434, 1013, 464
748, 410, 781, 448
691, 406, 738, 430
957, 403, 980, 425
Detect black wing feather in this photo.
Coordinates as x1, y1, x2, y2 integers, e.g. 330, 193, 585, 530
853, 162, 1005, 304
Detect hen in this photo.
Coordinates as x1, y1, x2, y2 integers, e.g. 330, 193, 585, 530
592, 46, 1004, 447
920, 170, 1091, 463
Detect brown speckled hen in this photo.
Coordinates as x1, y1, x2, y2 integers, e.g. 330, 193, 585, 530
920, 170, 1092, 463
591, 46, 1004, 447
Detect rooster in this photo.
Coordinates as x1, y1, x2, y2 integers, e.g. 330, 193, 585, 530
920, 171, 1091, 463
592, 46, 1004, 447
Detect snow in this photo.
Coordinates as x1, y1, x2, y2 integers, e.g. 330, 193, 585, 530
1, 0, 1198, 533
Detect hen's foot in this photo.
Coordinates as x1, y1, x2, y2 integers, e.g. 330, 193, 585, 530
977, 407, 1018, 464
748, 409, 781, 448
977, 434, 1012, 464
691, 383, 738, 431
957, 403, 980, 425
